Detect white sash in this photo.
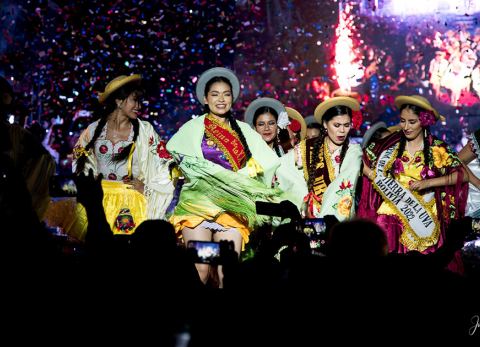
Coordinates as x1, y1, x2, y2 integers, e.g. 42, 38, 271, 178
374, 145, 437, 245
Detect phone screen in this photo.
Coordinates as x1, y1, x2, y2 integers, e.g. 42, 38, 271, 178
187, 241, 221, 264
302, 218, 327, 255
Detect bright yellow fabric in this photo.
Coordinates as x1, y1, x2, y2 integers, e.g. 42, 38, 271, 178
378, 150, 437, 216
45, 180, 147, 241
171, 213, 250, 246
101, 180, 147, 234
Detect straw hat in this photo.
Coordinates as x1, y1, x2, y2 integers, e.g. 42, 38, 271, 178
362, 121, 387, 149
195, 67, 240, 105
285, 106, 307, 140
244, 97, 286, 127
98, 74, 142, 104
314, 97, 360, 124
394, 95, 441, 120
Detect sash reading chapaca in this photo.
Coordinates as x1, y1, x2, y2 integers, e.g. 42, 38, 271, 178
301, 137, 333, 215
372, 143, 440, 251
204, 115, 247, 171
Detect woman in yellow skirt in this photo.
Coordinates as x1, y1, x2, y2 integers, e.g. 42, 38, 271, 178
70, 74, 174, 240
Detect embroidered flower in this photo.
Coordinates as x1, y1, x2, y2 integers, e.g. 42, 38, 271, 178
99, 145, 108, 154
339, 179, 352, 190
335, 155, 341, 164
156, 140, 172, 159
148, 136, 154, 146
401, 155, 409, 162
431, 146, 451, 168
337, 195, 352, 217
108, 173, 117, 180
418, 111, 436, 127
393, 158, 405, 174
118, 146, 124, 153
414, 156, 422, 163
420, 166, 435, 179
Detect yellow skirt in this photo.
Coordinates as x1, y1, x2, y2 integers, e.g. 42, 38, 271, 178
44, 180, 147, 241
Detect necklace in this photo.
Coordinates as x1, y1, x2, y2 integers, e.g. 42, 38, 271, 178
326, 138, 340, 154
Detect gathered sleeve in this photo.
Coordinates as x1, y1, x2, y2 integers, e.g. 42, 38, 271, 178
72, 123, 98, 176
136, 121, 175, 219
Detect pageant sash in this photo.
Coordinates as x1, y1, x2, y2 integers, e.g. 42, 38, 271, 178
204, 115, 246, 171
301, 138, 333, 216
373, 144, 440, 250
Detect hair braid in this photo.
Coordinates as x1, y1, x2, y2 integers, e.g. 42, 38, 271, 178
423, 128, 431, 168
307, 134, 325, 191
389, 135, 406, 177
75, 115, 108, 175
338, 137, 349, 171
112, 118, 139, 162
228, 114, 252, 162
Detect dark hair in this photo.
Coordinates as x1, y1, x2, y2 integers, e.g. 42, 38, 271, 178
307, 105, 352, 191
203, 76, 252, 162
75, 81, 143, 175
371, 127, 390, 141
307, 123, 322, 131
253, 106, 278, 125
388, 103, 431, 177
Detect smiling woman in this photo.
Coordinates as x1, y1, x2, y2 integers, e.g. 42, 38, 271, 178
166, 67, 301, 287
69, 74, 175, 239
359, 95, 468, 272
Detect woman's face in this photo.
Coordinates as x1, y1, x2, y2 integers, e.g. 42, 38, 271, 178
323, 114, 351, 146
255, 113, 278, 144
204, 81, 233, 117
307, 127, 321, 139
117, 92, 141, 120
400, 108, 422, 141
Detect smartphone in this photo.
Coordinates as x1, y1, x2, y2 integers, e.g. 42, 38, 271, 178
187, 241, 221, 264
302, 218, 327, 255
472, 218, 480, 234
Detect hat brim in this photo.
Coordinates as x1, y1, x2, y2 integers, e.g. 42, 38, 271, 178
98, 74, 142, 104
244, 97, 286, 127
285, 107, 307, 140
362, 121, 387, 148
394, 95, 440, 120
195, 67, 240, 105
314, 97, 360, 124
304, 115, 318, 126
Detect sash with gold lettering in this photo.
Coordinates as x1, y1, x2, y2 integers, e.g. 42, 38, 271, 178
204, 115, 247, 171
301, 137, 334, 217
372, 143, 440, 251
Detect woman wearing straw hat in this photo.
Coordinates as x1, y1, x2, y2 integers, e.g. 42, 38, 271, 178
167, 67, 294, 286
72, 74, 174, 238
285, 96, 363, 220
358, 95, 468, 272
